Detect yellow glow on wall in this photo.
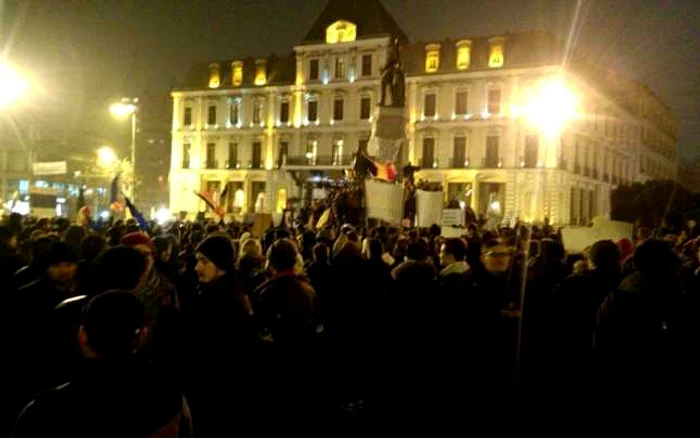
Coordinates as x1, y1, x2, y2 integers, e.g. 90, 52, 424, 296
456, 40, 471, 70
254, 59, 267, 86
326, 20, 357, 44
232, 61, 243, 87
425, 44, 440, 73
208, 63, 221, 88
276, 189, 287, 213
488, 37, 505, 68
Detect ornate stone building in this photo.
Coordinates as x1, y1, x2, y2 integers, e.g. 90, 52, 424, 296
169, 0, 677, 225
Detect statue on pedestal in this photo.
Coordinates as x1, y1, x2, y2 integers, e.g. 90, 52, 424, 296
379, 38, 405, 108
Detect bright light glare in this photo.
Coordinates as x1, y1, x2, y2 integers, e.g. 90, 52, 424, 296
100, 211, 110, 220
97, 146, 118, 168
155, 207, 171, 225
523, 79, 578, 138
110, 102, 137, 119
0, 63, 30, 108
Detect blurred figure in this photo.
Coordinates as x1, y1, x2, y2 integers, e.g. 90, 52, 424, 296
14, 236, 60, 289
595, 240, 699, 403
63, 225, 87, 257
305, 242, 332, 307
0, 225, 22, 287
236, 238, 266, 297
13, 291, 192, 438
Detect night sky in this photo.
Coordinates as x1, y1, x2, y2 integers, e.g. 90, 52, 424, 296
5, 0, 699, 163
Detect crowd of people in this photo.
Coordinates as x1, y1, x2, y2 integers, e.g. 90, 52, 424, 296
0, 212, 699, 435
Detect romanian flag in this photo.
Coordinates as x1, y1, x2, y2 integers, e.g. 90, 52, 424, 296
353, 150, 397, 182
109, 174, 123, 211
315, 208, 332, 229
194, 191, 225, 217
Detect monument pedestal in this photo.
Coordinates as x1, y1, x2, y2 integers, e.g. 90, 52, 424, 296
367, 106, 407, 165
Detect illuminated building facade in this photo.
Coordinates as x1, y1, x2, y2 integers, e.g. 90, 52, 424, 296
170, 0, 677, 225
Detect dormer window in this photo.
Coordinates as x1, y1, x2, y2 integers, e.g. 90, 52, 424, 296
232, 61, 243, 87
326, 20, 357, 44
208, 63, 221, 88
456, 40, 472, 70
425, 43, 441, 73
255, 59, 267, 86
488, 37, 505, 68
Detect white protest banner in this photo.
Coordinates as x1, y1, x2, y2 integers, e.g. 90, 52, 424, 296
441, 209, 464, 237
33, 161, 67, 176
415, 190, 443, 227
561, 216, 633, 254
366, 179, 404, 224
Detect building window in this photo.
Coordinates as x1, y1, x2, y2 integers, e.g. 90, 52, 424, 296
524, 135, 538, 168
333, 98, 344, 121
424, 93, 437, 118
307, 100, 318, 122
229, 100, 240, 125
278, 141, 288, 167
361, 54, 372, 76
254, 59, 267, 86
422, 137, 435, 168
455, 90, 468, 116
279, 101, 290, 124
183, 107, 192, 126
360, 97, 371, 120
207, 105, 217, 126
456, 40, 471, 70
182, 143, 191, 169
425, 43, 440, 73
306, 140, 318, 165
488, 36, 505, 68
228, 142, 238, 169
253, 100, 262, 125
208, 63, 221, 88
335, 57, 346, 80
453, 136, 467, 168
206, 143, 216, 169
487, 87, 501, 115
309, 59, 320, 81
252, 141, 262, 169
232, 61, 243, 87
325, 20, 357, 44
485, 136, 500, 168
332, 139, 344, 165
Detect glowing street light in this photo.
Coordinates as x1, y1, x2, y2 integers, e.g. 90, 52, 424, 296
523, 78, 578, 139
110, 98, 139, 199
0, 62, 30, 108
97, 146, 118, 169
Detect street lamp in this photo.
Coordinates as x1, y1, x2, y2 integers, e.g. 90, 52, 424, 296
97, 146, 118, 169
110, 97, 139, 199
523, 78, 578, 139
0, 62, 30, 108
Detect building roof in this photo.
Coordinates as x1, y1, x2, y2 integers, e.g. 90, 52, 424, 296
176, 54, 296, 91
303, 0, 408, 44
400, 31, 562, 75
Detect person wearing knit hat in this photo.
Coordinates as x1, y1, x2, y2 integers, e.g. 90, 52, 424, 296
44, 241, 80, 289
195, 235, 236, 284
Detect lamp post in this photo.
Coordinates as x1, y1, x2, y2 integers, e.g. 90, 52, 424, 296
110, 98, 139, 199
0, 62, 29, 108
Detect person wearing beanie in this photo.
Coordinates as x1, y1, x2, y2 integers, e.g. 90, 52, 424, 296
186, 235, 256, 434
9, 242, 82, 420
13, 291, 193, 438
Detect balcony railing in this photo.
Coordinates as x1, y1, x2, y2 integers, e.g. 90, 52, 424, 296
226, 160, 241, 170
448, 157, 470, 169
205, 160, 218, 170
284, 154, 354, 167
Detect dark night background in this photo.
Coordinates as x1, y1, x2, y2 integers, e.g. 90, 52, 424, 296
3, 0, 699, 164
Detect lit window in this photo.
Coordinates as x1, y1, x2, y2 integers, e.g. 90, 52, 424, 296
232, 61, 243, 87
255, 59, 267, 86
488, 37, 505, 68
208, 63, 221, 88
425, 43, 441, 73
276, 189, 287, 213
456, 40, 471, 70
326, 20, 357, 44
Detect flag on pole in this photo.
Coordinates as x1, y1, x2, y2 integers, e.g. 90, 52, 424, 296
123, 195, 148, 230
353, 150, 397, 182
110, 173, 122, 210
194, 190, 224, 217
